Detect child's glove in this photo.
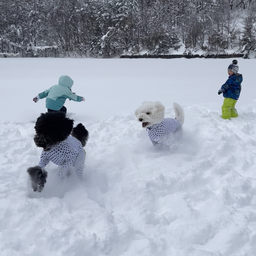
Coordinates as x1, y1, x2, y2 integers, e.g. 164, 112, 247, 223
218, 89, 224, 95
33, 96, 39, 102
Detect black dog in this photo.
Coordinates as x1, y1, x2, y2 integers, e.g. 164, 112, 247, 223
28, 112, 89, 192
27, 166, 48, 192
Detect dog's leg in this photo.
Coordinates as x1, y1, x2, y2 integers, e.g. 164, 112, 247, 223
27, 166, 48, 192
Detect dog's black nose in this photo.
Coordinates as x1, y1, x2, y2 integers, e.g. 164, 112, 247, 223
139, 118, 143, 122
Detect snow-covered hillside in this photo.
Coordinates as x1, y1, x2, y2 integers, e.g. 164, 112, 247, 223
1, 58, 256, 256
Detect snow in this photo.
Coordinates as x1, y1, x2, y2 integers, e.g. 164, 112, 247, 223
1, 57, 256, 256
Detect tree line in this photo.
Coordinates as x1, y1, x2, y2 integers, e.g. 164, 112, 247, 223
0, 0, 256, 57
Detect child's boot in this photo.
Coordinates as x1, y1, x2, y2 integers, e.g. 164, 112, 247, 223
230, 108, 238, 118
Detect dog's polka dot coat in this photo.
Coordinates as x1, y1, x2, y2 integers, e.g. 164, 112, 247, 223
147, 118, 182, 146
38, 136, 85, 179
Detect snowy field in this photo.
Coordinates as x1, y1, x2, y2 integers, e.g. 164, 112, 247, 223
1, 57, 256, 256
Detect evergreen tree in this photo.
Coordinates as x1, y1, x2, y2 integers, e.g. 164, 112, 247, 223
1, 0, 256, 57
241, 10, 256, 57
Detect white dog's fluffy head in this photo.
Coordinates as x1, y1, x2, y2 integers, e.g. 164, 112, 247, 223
135, 101, 165, 128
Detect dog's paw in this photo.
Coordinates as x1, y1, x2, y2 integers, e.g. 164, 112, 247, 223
27, 166, 48, 192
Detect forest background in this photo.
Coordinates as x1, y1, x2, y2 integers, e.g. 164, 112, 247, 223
1, 0, 256, 58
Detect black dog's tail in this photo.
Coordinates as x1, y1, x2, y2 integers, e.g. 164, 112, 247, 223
71, 123, 89, 147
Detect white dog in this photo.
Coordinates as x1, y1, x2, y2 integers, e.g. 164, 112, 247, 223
135, 101, 184, 147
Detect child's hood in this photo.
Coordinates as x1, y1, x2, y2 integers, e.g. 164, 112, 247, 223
58, 75, 74, 89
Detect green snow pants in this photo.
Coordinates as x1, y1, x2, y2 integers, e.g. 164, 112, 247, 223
221, 98, 238, 119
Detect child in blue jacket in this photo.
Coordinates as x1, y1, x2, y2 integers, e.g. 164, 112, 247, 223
33, 75, 84, 114
218, 60, 243, 119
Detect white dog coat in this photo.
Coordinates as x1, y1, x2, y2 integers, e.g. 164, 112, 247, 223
38, 135, 85, 179
147, 118, 182, 146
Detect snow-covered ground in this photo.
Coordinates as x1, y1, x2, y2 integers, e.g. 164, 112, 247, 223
1, 58, 256, 256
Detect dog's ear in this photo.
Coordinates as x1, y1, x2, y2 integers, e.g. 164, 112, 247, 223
34, 134, 54, 149
152, 102, 165, 124
155, 101, 165, 114
154, 102, 165, 113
